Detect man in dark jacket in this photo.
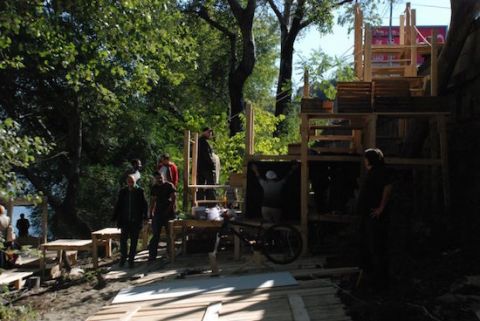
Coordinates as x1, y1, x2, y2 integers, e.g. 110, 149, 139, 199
197, 127, 216, 201
113, 174, 148, 268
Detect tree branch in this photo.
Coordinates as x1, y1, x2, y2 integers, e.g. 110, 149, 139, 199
334, 0, 353, 7
266, 0, 287, 27
188, 6, 236, 38
17, 167, 62, 211
227, 0, 244, 20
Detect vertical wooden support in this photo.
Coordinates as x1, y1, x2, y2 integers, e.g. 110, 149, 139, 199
303, 69, 310, 98
410, 9, 417, 76
399, 15, 405, 45
437, 115, 450, 210
365, 114, 377, 148
354, 3, 364, 79
431, 29, 438, 96
183, 130, 191, 213
245, 103, 254, 157
92, 234, 98, 269
363, 24, 372, 82
6, 199, 13, 220
300, 114, 309, 256
42, 197, 48, 244
405, 3, 411, 73
191, 133, 199, 207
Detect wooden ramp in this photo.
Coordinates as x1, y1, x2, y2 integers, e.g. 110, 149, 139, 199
86, 278, 350, 321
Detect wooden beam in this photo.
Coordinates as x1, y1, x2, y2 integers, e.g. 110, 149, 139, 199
288, 294, 311, 321
437, 115, 450, 210
42, 197, 48, 244
354, 3, 363, 79
431, 28, 438, 96
399, 15, 405, 45
245, 103, 254, 157
191, 133, 199, 207
183, 130, 191, 213
365, 114, 377, 148
300, 113, 309, 256
303, 69, 310, 97
364, 24, 372, 82
410, 9, 417, 76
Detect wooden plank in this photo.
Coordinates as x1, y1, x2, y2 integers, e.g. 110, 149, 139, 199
202, 302, 222, 321
364, 24, 372, 82
300, 113, 309, 256
354, 3, 363, 79
303, 69, 310, 97
431, 28, 438, 96
246, 103, 254, 157
0, 271, 34, 289
309, 135, 354, 141
437, 115, 450, 209
191, 132, 199, 206
409, 9, 417, 76
183, 130, 191, 213
400, 14, 405, 45
288, 294, 311, 321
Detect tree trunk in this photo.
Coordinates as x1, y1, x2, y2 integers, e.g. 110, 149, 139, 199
274, 29, 295, 118
227, 0, 256, 136
56, 100, 91, 238
437, 0, 480, 93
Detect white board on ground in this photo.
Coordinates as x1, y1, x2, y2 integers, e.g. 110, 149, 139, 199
112, 271, 298, 304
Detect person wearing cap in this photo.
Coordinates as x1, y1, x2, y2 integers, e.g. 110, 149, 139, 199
251, 163, 299, 222
157, 153, 178, 187
112, 174, 148, 268
357, 148, 393, 289
148, 171, 176, 261
197, 127, 217, 201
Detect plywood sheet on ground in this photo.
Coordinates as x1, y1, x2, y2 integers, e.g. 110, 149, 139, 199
112, 272, 297, 304
87, 279, 350, 321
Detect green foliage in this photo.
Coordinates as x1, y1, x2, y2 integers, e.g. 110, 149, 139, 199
297, 49, 357, 100
0, 118, 51, 199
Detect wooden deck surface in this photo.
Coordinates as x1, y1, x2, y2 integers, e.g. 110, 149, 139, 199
86, 278, 350, 321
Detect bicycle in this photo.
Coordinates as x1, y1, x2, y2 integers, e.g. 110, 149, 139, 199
210, 212, 303, 265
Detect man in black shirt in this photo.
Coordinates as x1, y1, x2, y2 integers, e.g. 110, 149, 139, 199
357, 148, 393, 289
148, 172, 176, 261
197, 127, 216, 201
16, 213, 30, 237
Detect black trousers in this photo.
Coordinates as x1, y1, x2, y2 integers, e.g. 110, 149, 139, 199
197, 169, 216, 201
120, 225, 141, 263
360, 214, 390, 288
148, 213, 170, 260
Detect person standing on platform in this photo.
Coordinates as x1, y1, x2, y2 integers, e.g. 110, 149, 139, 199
113, 175, 148, 268
357, 148, 393, 290
16, 213, 30, 237
148, 172, 176, 261
197, 127, 217, 202
157, 153, 179, 187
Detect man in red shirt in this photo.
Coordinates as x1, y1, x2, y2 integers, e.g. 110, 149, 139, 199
157, 153, 178, 187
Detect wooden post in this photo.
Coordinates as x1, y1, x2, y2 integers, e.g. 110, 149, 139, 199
6, 199, 13, 221
410, 9, 417, 76
191, 133, 199, 207
354, 3, 364, 79
364, 24, 372, 82
431, 29, 438, 96
405, 3, 411, 74
303, 69, 310, 98
245, 103, 254, 157
365, 114, 377, 148
92, 234, 98, 269
183, 130, 191, 213
42, 197, 48, 244
399, 15, 405, 45
300, 114, 309, 256
437, 115, 450, 210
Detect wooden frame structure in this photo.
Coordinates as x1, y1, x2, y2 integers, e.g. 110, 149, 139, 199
0, 196, 49, 244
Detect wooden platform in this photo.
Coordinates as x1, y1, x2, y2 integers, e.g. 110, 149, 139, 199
0, 270, 34, 290
86, 278, 351, 321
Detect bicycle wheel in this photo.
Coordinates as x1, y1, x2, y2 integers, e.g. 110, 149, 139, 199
262, 224, 303, 264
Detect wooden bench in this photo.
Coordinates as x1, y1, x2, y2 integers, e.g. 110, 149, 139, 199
40, 239, 93, 276
91, 228, 121, 269
0, 271, 34, 290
